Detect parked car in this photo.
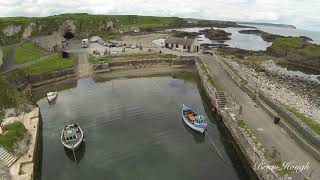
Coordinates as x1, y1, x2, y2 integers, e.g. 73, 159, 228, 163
81, 39, 89, 48
111, 51, 118, 55
130, 45, 137, 49
202, 50, 213, 56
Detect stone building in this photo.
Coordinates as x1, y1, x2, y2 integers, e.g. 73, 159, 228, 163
165, 36, 200, 52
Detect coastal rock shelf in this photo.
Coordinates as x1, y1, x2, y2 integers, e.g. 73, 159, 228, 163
227, 60, 320, 124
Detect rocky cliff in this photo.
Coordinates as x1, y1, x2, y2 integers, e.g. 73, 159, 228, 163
0, 13, 188, 46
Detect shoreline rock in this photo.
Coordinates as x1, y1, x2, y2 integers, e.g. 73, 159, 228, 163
238, 29, 283, 42
200, 28, 231, 41
227, 59, 320, 123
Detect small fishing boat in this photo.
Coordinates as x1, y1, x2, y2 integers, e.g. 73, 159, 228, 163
181, 104, 207, 133
61, 123, 84, 150
47, 91, 58, 102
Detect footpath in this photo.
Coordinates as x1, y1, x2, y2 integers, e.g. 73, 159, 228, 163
201, 54, 320, 179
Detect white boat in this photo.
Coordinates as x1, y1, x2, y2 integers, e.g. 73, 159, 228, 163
47, 91, 58, 102
181, 104, 207, 133
61, 123, 84, 150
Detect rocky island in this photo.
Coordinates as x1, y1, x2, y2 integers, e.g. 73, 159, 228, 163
200, 28, 231, 41
238, 29, 283, 42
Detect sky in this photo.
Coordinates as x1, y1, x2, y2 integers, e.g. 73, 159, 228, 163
0, 0, 319, 31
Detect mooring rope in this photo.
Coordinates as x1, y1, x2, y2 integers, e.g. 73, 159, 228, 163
205, 130, 232, 167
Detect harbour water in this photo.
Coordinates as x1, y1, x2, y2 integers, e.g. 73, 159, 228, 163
167, 27, 272, 51
37, 76, 249, 180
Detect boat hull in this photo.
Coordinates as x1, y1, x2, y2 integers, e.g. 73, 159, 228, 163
61, 124, 84, 150
182, 115, 206, 133
181, 105, 206, 133
47, 92, 58, 102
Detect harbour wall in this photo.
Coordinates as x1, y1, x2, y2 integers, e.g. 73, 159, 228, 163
93, 57, 196, 73
216, 57, 320, 161
195, 59, 283, 180
9, 108, 40, 180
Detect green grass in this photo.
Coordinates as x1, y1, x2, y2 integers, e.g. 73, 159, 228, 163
301, 44, 320, 57
1, 47, 9, 61
0, 76, 27, 110
207, 75, 216, 87
14, 42, 49, 64
273, 37, 305, 49
159, 54, 177, 59
89, 55, 102, 64
0, 121, 27, 152
285, 105, 320, 136
237, 120, 260, 145
23, 54, 75, 75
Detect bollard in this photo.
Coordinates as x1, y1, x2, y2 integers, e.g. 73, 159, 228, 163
274, 116, 280, 124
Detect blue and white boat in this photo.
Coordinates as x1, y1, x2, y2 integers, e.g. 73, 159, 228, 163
181, 104, 207, 133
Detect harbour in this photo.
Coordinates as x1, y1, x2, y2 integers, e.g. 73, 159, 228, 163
36, 75, 249, 180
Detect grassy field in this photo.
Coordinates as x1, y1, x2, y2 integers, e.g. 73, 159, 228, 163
23, 54, 75, 75
0, 122, 27, 152
273, 37, 305, 49
14, 42, 49, 64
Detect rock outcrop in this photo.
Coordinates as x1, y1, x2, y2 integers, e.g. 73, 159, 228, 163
200, 28, 231, 41
22, 23, 36, 40
2, 25, 22, 37
238, 29, 283, 42
34, 32, 66, 52
100, 20, 113, 31
59, 20, 76, 37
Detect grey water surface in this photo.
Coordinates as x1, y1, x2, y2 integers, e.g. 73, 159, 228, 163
38, 76, 249, 180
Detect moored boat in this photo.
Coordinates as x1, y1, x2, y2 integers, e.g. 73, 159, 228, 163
47, 91, 58, 102
61, 123, 84, 150
181, 104, 207, 133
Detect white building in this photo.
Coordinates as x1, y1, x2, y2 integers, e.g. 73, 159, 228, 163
164, 36, 200, 52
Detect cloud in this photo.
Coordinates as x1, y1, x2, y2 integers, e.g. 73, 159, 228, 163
0, 0, 319, 31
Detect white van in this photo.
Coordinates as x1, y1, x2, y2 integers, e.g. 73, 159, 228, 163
81, 39, 89, 48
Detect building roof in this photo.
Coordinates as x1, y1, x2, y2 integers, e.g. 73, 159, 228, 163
165, 36, 196, 46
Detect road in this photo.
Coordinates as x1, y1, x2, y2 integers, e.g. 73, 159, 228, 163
76, 53, 92, 78
201, 54, 320, 179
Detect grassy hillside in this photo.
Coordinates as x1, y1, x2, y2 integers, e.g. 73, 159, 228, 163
0, 121, 27, 152
0, 75, 27, 110
14, 42, 49, 64
22, 53, 75, 75
267, 37, 320, 69
0, 13, 188, 45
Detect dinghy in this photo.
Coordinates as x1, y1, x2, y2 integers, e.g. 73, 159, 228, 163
181, 104, 207, 133
61, 123, 84, 150
47, 91, 58, 102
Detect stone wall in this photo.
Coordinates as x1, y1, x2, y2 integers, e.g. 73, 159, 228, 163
9, 108, 40, 180
196, 60, 283, 180
258, 91, 320, 150
92, 57, 196, 73
216, 57, 320, 161
29, 68, 75, 84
